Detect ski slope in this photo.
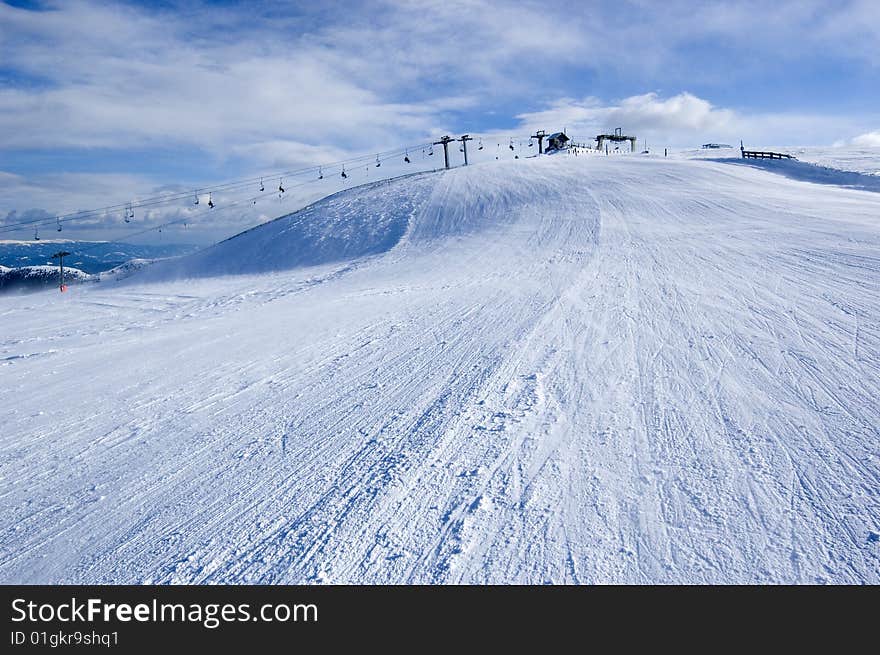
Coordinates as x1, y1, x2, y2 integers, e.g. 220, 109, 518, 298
1, 154, 879, 584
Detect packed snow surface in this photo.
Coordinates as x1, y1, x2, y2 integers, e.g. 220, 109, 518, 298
1, 154, 878, 583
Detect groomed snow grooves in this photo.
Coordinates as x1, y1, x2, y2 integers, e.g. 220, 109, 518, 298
1, 154, 879, 584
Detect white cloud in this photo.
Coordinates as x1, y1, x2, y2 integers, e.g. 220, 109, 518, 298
0, 2, 443, 158
609, 93, 736, 132
514, 93, 739, 146
514, 92, 871, 148
0, 0, 601, 158
1, 1, 876, 157
846, 131, 880, 148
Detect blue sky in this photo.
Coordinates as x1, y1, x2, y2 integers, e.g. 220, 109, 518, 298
1, 0, 878, 243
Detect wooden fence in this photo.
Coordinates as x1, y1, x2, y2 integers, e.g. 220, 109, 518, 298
741, 150, 795, 160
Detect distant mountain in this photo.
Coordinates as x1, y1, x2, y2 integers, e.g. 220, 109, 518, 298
0, 264, 93, 294
0, 240, 199, 275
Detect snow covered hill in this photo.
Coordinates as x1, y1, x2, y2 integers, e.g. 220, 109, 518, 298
1, 153, 878, 584
0, 264, 93, 294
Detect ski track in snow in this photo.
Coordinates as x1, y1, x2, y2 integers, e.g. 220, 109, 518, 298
1, 155, 878, 584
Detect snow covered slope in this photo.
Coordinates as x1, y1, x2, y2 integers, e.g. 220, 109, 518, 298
1, 154, 878, 584
137, 172, 439, 279
682, 144, 880, 176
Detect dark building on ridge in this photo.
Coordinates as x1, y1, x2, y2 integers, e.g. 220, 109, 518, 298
545, 132, 570, 152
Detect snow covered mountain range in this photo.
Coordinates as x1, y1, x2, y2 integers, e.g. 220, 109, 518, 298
0, 240, 198, 274
0, 241, 198, 295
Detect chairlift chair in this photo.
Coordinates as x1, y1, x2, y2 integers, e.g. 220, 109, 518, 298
208, 193, 215, 208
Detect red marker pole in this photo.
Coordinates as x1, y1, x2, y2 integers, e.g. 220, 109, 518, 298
52, 250, 70, 292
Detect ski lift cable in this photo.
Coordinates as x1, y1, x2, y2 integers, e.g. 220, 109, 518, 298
73, 162, 397, 255
69, 163, 424, 258
65, 141, 433, 211
6, 132, 509, 240
0, 134, 534, 235
0, 139, 441, 234
72, 185, 281, 256
57, 165, 443, 288
65, 174, 290, 259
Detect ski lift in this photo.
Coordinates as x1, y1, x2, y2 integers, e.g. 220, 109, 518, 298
124, 205, 131, 223
127, 204, 135, 221
509, 139, 514, 151
193, 191, 199, 205
404, 151, 410, 163
56, 217, 62, 232
260, 177, 265, 192
459, 146, 464, 152
428, 146, 434, 156
375, 155, 381, 168
33, 227, 40, 241
208, 193, 215, 208
278, 178, 285, 196
318, 167, 324, 180
528, 138, 534, 148
341, 165, 347, 179
478, 139, 483, 151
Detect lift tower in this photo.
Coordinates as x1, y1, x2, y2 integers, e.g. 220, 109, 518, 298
458, 134, 473, 166
531, 130, 547, 154
434, 135, 455, 170
51, 250, 71, 292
